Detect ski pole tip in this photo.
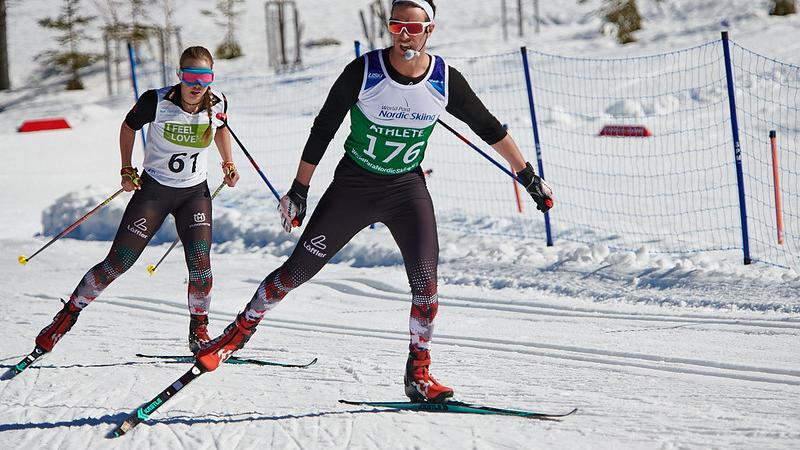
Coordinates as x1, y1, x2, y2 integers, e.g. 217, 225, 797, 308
18, 255, 28, 265
146, 265, 156, 275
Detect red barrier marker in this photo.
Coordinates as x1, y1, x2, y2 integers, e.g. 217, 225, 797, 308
599, 125, 652, 137
18, 118, 71, 133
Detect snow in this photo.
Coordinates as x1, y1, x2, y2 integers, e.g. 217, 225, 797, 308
2, 1, 800, 449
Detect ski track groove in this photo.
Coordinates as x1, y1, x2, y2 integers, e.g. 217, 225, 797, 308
314, 278, 800, 330
100, 294, 800, 387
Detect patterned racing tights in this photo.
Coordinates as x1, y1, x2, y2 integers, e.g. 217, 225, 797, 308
243, 157, 439, 352
67, 173, 214, 316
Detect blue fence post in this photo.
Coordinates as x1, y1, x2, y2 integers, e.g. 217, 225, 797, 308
127, 42, 147, 148
721, 31, 751, 265
520, 46, 553, 247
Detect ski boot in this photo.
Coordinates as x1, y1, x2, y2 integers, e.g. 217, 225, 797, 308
195, 313, 258, 372
35, 300, 81, 352
188, 314, 211, 354
404, 348, 454, 403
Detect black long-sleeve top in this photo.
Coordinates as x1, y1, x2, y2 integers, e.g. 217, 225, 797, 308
301, 48, 507, 165
124, 85, 227, 130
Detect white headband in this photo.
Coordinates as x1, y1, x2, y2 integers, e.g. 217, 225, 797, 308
392, 0, 435, 21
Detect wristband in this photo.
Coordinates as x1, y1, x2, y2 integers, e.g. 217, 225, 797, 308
290, 179, 309, 199
516, 162, 536, 187
221, 161, 237, 178
120, 166, 141, 188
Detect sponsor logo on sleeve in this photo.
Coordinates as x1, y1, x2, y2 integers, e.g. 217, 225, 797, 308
303, 235, 328, 258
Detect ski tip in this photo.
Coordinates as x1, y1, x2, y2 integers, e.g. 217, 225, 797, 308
533, 407, 578, 419
1, 368, 18, 381
307, 357, 319, 367
18, 255, 28, 266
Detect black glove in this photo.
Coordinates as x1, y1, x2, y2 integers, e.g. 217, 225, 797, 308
279, 179, 308, 232
516, 162, 554, 213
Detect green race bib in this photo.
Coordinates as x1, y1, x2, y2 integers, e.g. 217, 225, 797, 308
345, 106, 436, 175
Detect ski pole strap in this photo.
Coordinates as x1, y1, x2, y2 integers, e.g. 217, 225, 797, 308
120, 166, 141, 188
221, 161, 237, 179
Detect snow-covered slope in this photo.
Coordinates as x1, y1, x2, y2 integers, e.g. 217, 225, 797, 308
1, 1, 799, 449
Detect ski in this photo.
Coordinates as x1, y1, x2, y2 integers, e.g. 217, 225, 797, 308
109, 364, 206, 438
135, 353, 317, 368
338, 399, 577, 419
1, 347, 47, 381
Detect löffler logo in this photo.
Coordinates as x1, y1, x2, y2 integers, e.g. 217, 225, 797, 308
127, 218, 149, 239
304, 235, 328, 258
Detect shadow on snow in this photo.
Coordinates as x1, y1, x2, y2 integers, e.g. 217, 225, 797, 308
0, 409, 388, 433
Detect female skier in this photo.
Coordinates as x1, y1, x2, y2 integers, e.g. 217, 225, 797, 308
197, 0, 553, 402
32, 46, 239, 356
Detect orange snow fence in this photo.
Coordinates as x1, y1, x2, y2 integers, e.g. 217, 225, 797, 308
18, 118, 71, 133
598, 125, 652, 137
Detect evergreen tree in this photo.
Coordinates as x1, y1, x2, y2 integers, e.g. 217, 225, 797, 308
203, 0, 245, 59
601, 0, 641, 44
770, 0, 796, 16
37, 0, 98, 90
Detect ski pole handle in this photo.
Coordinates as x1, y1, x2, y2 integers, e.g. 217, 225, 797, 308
19, 188, 125, 265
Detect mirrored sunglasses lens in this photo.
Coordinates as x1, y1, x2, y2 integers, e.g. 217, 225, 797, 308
180, 72, 213, 86
388, 21, 425, 35
388, 22, 405, 34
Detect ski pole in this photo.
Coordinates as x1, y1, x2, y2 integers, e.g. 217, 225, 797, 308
19, 188, 125, 265
216, 113, 280, 202
215, 113, 299, 227
436, 119, 553, 210
146, 181, 226, 275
